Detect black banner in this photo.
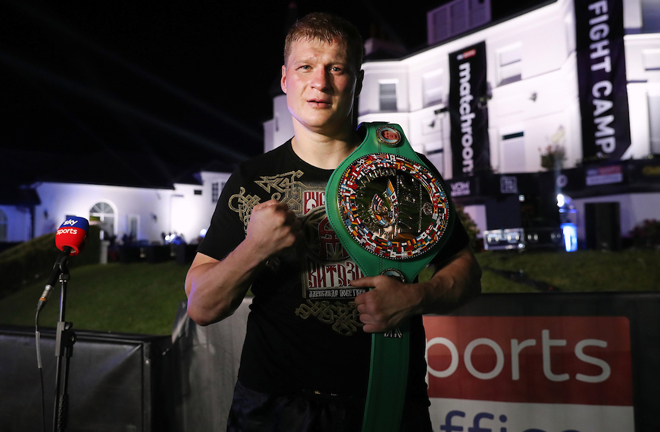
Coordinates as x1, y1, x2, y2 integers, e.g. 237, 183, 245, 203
449, 41, 490, 177
575, 0, 631, 161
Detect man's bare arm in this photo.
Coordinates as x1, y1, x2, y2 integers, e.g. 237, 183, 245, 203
185, 200, 301, 326
351, 246, 482, 333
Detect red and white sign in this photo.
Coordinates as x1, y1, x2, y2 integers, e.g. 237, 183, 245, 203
423, 316, 633, 432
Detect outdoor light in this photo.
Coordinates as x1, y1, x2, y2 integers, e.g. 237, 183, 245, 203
557, 194, 565, 207
561, 223, 578, 252
199, 228, 207, 238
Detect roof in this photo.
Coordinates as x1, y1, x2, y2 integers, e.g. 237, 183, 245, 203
1, 148, 196, 189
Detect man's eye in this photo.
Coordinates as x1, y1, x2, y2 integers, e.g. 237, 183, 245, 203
331, 67, 343, 72
299, 65, 311, 70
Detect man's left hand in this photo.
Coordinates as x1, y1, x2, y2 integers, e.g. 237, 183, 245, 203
349, 246, 482, 334
351, 276, 420, 333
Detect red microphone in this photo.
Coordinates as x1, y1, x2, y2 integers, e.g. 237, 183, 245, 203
55, 216, 89, 255
37, 217, 90, 311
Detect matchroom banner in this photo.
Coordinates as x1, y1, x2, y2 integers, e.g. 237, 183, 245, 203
424, 316, 634, 432
575, 0, 631, 161
449, 41, 490, 177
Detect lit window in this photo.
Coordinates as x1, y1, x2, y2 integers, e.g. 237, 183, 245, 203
423, 70, 443, 107
379, 82, 398, 112
498, 44, 522, 86
0, 209, 7, 242
90, 202, 115, 239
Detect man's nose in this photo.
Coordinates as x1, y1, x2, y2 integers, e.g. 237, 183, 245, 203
310, 68, 330, 91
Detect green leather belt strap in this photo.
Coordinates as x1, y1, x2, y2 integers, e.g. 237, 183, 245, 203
325, 122, 455, 432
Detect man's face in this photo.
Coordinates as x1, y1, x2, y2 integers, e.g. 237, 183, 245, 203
281, 38, 363, 135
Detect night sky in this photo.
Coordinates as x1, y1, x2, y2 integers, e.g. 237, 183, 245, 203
1, 0, 543, 186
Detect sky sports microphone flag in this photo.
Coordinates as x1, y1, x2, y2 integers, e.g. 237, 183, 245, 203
55, 216, 89, 255
37, 216, 89, 311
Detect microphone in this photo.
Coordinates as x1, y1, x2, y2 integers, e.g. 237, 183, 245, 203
37, 217, 89, 312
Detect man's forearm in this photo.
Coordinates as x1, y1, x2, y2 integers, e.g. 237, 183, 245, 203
352, 246, 482, 332
185, 200, 302, 326
185, 241, 265, 326
413, 246, 482, 316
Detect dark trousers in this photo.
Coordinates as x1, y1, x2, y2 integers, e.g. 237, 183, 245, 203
227, 380, 433, 432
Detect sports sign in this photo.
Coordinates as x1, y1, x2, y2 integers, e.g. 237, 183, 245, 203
424, 316, 633, 432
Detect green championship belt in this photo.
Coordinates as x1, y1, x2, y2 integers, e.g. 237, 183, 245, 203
325, 122, 456, 432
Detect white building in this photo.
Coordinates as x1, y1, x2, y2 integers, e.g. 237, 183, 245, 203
3, 0, 659, 252
0, 170, 229, 249
265, 0, 660, 248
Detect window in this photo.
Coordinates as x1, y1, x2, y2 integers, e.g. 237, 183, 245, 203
426, 148, 444, 176
90, 202, 115, 239
449, 0, 469, 36
564, 13, 575, 54
427, 5, 450, 44
212, 182, 219, 203
643, 50, 660, 72
379, 82, 398, 112
648, 92, 660, 154
0, 209, 7, 242
469, 0, 491, 28
427, 0, 491, 45
127, 215, 139, 238
500, 130, 525, 173
498, 44, 522, 86
423, 70, 444, 107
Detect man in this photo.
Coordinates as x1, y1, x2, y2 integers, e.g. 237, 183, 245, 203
185, 12, 481, 432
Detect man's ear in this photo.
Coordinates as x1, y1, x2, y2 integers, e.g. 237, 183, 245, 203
354, 69, 364, 98
280, 65, 288, 94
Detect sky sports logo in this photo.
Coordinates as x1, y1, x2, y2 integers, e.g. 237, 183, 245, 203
423, 316, 632, 406
456, 48, 476, 61
62, 218, 79, 226
57, 228, 79, 235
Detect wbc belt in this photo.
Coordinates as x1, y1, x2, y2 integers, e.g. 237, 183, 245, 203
325, 122, 455, 432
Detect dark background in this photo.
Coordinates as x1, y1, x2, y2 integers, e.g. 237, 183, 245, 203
1, 0, 543, 185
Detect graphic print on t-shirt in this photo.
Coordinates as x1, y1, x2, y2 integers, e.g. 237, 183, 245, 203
227, 170, 365, 336
301, 192, 367, 299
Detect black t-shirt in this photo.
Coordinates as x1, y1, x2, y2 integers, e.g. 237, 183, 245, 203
197, 140, 469, 399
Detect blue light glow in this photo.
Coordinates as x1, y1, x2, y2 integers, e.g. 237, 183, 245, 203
561, 223, 577, 252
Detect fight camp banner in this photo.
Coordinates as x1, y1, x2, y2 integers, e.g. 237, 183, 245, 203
424, 316, 634, 432
449, 41, 490, 177
575, 0, 631, 161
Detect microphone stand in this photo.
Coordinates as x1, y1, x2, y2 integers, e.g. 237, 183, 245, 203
52, 260, 76, 432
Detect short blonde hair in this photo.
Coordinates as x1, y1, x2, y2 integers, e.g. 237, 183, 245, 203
284, 12, 364, 73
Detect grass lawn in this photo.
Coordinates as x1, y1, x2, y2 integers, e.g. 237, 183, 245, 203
475, 249, 660, 293
0, 261, 189, 336
0, 249, 658, 335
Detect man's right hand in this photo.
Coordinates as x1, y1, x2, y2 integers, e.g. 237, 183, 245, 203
185, 199, 301, 325
245, 199, 302, 263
